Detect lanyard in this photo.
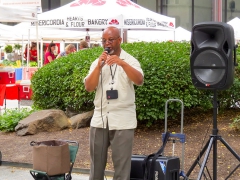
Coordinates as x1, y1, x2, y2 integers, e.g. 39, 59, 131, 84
110, 64, 117, 84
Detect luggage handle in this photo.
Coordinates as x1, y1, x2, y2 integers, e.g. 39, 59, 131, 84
142, 132, 170, 180
164, 99, 185, 173
30, 140, 79, 147
165, 99, 184, 134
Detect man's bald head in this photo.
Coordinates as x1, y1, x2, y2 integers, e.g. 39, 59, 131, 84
102, 26, 120, 37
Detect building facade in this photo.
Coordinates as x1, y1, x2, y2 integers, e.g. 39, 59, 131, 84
40, 0, 239, 31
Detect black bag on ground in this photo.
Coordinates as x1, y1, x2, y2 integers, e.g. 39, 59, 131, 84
130, 132, 180, 180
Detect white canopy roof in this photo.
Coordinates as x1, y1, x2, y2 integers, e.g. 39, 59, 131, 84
28, 0, 175, 31
127, 26, 191, 42
0, 6, 38, 22
0, 23, 102, 42
227, 17, 240, 40
174, 27, 191, 41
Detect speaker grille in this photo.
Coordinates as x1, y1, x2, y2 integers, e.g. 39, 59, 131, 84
193, 50, 225, 85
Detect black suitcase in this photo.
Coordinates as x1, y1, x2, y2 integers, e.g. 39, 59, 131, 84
130, 155, 180, 180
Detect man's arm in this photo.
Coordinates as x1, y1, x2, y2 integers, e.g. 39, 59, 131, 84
120, 60, 144, 86
84, 65, 101, 92
84, 51, 109, 92
105, 55, 144, 86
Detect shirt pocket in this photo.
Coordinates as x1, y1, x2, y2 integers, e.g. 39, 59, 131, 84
118, 67, 130, 90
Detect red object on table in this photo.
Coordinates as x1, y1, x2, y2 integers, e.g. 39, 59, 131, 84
0, 68, 15, 84
16, 80, 32, 100
5, 84, 19, 100
0, 84, 6, 106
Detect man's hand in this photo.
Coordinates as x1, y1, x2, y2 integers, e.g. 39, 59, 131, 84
105, 55, 123, 66
98, 51, 109, 68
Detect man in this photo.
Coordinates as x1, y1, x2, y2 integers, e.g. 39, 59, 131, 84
84, 26, 144, 180
79, 40, 89, 50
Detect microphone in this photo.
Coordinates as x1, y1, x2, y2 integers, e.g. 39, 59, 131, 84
104, 47, 110, 54
101, 47, 110, 66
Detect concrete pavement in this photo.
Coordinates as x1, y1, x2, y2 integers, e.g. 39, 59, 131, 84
0, 165, 113, 180
0, 165, 90, 180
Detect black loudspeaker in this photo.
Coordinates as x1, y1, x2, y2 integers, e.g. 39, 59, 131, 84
190, 22, 235, 90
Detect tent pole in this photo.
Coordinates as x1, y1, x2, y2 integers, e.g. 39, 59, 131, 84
174, 30, 176, 41
21, 35, 24, 66
36, 21, 40, 68
121, 14, 124, 41
41, 38, 43, 67
27, 29, 30, 68
26, 29, 30, 80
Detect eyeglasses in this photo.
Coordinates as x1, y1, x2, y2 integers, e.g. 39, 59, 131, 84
101, 37, 119, 44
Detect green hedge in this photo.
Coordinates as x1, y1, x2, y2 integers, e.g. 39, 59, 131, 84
31, 42, 240, 126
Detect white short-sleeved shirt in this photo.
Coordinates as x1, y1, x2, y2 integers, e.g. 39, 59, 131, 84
84, 49, 144, 130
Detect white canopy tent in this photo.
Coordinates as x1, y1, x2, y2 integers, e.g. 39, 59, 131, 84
0, 23, 17, 41
127, 26, 191, 42
7, 23, 102, 41
174, 27, 191, 41
0, 22, 102, 42
12, 0, 175, 66
0, 6, 38, 22
0, 6, 38, 64
27, 0, 175, 32
227, 17, 240, 42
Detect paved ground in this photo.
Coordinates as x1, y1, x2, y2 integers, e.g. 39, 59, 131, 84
0, 165, 90, 180
0, 100, 32, 115
0, 165, 113, 180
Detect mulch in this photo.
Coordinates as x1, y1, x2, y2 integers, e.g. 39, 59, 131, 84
0, 108, 240, 179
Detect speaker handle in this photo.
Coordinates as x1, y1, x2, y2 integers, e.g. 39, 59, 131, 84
234, 45, 238, 66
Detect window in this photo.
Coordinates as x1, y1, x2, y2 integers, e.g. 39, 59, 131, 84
41, 0, 60, 12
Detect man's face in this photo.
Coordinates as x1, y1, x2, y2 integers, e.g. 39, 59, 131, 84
101, 30, 121, 55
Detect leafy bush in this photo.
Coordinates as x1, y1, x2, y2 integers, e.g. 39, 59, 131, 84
14, 44, 22, 50
4, 45, 13, 53
31, 47, 102, 112
31, 42, 240, 126
230, 115, 240, 131
0, 108, 35, 132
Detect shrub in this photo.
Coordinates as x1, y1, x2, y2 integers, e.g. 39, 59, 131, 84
14, 44, 22, 50
0, 108, 35, 132
230, 115, 240, 131
31, 47, 102, 112
4, 45, 13, 53
31, 42, 240, 126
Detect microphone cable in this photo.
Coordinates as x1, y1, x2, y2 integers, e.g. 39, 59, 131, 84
100, 64, 108, 180
99, 48, 110, 180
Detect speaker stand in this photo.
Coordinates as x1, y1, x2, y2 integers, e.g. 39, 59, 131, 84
185, 90, 240, 180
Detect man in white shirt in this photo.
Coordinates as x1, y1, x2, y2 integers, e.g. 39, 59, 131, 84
84, 26, 144, 180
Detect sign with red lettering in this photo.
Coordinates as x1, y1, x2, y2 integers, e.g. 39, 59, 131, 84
70, 0, 106, 7
0, 0, 41, 6
116, 0, 139, 8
